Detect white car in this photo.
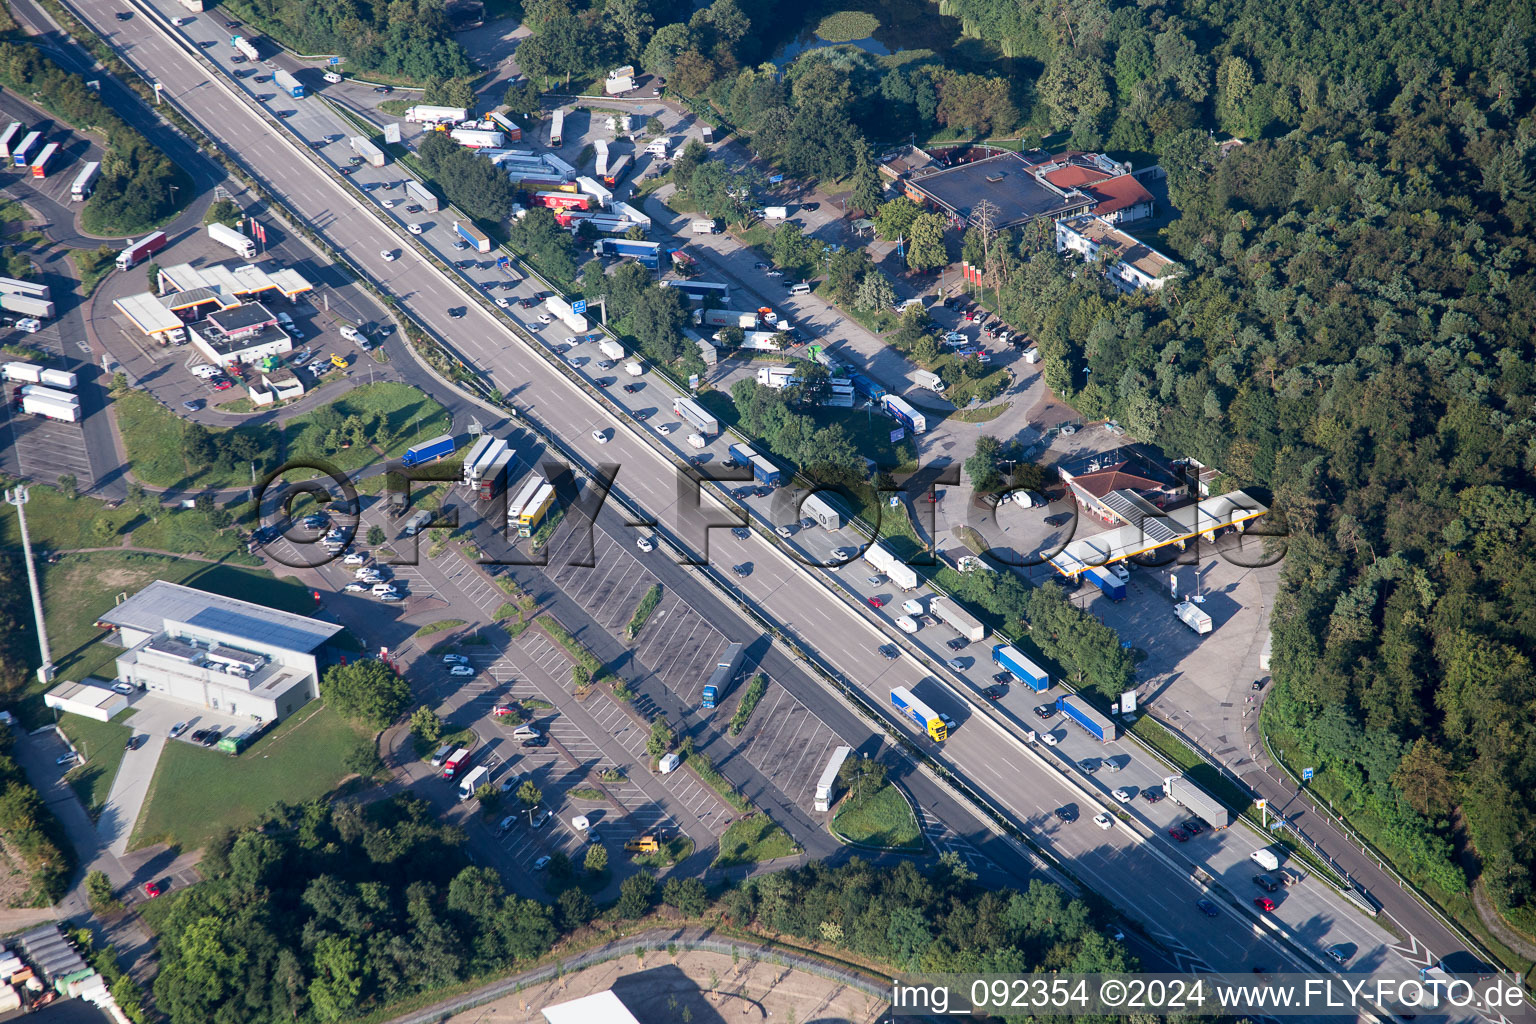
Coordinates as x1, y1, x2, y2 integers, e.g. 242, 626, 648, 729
1093, 812, 1114, 830
495, 297, 510, 308
636, 536, 654, 552
380, 250, 397, 262
1113, 787, 1132, 803
342, 552, 367, 565
1040, 731, 1059, 746
342, 582, 367, 593
442, 653, 469, 665
449, 664, 475, 677
379, 592, 404, 602
407, 222, 423, 235
657, 423, 673, 434
592, 429, 609, 444
382, 199, 395, 209
536, 313, 553, 324
944, 331, 967, 343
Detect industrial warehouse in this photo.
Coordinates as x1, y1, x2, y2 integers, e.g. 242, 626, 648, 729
95, 581, 344, 723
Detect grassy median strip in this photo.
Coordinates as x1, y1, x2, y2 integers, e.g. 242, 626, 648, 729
414, 618, 466, 638
537, 617, 604, 678
626, 584, 662, 639
685, 750, 753, 814
631, 834, 694, 868
728, 674, 768, 736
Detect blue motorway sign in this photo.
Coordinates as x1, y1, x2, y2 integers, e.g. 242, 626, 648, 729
571, 299, 588, 315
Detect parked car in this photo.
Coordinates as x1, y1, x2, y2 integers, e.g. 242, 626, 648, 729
169, 722, 188, 738
142, 881, 162, 898
112, 682, 135, 695
1253, 897, 1275, 912
449, 665, 475, 677
1033, 704, 1055, 720
1168, 827, 1190, 842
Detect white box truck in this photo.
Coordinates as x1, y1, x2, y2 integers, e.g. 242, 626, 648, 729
207, 222, 257, 259
691, 219, 717, 234
1175, 601, 1212, 634
457, 765, 490, 800
598, 339, 625, 361
913, 370, 945, 392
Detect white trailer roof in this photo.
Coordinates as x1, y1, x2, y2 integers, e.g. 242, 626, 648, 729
542, 991, 642, 1024
1050, 489, 1268, 577
816, 744, 853, 795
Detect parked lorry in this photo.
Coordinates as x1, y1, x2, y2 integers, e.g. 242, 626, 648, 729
864, 542, 918, 590
755, 366, 800, 389
3, 363, 73, 388
931, 598, 986, 643
593, 238, 664, 269
70, 161, 100, 201
453, 220, 491, 253
1081, 565, 1127, 601
440, 747, 471, 780
116, 230, 167, 270
576, 175, 612, 207
814, 745, 853, 812
231, 35, 259, 61
992, 644, 1049, 691
549, 108, 565, 146
207, 222, 257, 259
0, 123, 22, 161
273, 68, 304, 98
0, 277, 49, 300
598, 339, 625, 361
883, 394, 927, 435
351, 136, 385, 168
477, 450, 516, 501
912, 370, 945, 392
802, 492, 844, 530
1057, 694, 1117, 743
672, 395, 718, 436
406, 105, 467, 124
462, 435, 508, 488
700, 642, 745, 709
690, 219, 717, 234
536, 191, 590, 211
0, 293, 54, 319
1175, 601, 1212, 634
696, 309, 758, 329
457, 765, 490, 800
741, 330, 785, 350
10, 131, 39, 167
544, 295, 588, 333
601, 154, 631, 186
21, 390, 79, 422
891, 686, 947, 741
605, 74, 635, 96
1166, 774, 1233, 828
402, 432, 456, 467
406, 180, 440, 212
30, 143, 58, 179
450, 128, 504, 149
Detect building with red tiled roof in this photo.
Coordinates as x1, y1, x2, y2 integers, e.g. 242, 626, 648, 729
1058, 447, 1187, 524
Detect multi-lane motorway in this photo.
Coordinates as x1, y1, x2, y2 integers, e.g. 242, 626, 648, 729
63, 0, 1517, 1017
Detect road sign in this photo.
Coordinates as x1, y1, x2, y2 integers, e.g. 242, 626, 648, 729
688, 373, 699, 392
571, 299, 588, 315
329, 56, 342, 65
769, 174, 784, 184
1255, 798, 1266, 810
1303, 767, 1315, 781
1270, 819, 1286, 831
888, 496, 900, 508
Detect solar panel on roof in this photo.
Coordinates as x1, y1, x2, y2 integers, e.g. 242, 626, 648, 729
186, 607, 329, 653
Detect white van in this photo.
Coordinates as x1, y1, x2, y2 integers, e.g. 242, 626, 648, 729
895, 615, 918, 633
323, 71, 343, 84
191, 364, 220, 380
570, 814, 590, 831
430, 743, 453, 767
658, 752, 681, 774
901, 599, 924, 616
686, 433, 706, 449
788, 282, 811, 296
339, 325, 361, 343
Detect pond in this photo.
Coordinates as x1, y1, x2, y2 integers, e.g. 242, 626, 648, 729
772, 0, 988, 67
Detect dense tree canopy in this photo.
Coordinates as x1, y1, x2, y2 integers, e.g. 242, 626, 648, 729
224, 0, 473, 81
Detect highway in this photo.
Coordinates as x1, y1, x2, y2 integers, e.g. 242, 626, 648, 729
65, 0, 1511, 1017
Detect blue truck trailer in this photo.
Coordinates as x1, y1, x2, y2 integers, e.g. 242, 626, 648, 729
891, 687, 947, 741
402, 433, 456, 467
848, 371, 886, 402
1057, 694, 1117, 742
595, 238, 665, 269
992, 644, 1049, 691
727, 442, 781, 486
700, 642, 745, 709
1081, 565, 1127, 600
454, 220, 492, 253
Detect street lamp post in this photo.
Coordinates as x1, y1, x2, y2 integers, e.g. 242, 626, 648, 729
5, 488, 54, 683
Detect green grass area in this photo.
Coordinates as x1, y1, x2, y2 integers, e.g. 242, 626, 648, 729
112, 390, 239, 490
68, 246, 118, 296
568, 787, 605, 801
712, 814, 797, 868
284, 382, 451, 473
0, 486, 113, 553
951, 402, 1011, 423
626, 584, 661, 640
131, 705, 365, 851
58, 711, 133, 820
414, 618, 467, 638
128, 508, 260, 564
13, 552, 317, 727
831, 781, 923, 850
536, 617, 603, 678
631, 834, 694, 868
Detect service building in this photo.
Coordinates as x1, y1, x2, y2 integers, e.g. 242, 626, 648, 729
96, 581, 343, 723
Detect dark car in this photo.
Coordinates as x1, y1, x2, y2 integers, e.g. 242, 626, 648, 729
448, 307, 467, 319
1168, 827, 1190, 842
1253, 874, 1279, 893
732, 563, 750, 577
340, 166, 355, 175
200, 731, 221, 747
1196, 899, 1219, 917
880, 645, 898, 660
731, 526, 750, 539
1033, 704, 1055, 720
1141, 788, 1164, 803
277, 110, 296, 119
115, 10, 132, 18
633, 409, 651, 421
622, 384, 638, 394
1252, 678, 1266, 691
1054, 806, 1077, 823
406, 204, 422, 213
755, 487, 771, 498
1183, 820, 1205, 836
1078, 758, 1099, 774
802, 202, 819, 212
596, 378, 613, 389
992, 671, 1012, 685
234, 69, 255, 78
124, 735, 141, 751
520, 736, 548, 748
1045, 512, 1073, 527
799, 516, 816, 530
519, 298, 534, 308
946, 637, 967, 651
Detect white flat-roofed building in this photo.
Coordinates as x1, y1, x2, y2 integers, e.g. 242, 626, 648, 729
43, 679, 128, 722
542, 991, 643, 1024
96, 581, 343, 722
